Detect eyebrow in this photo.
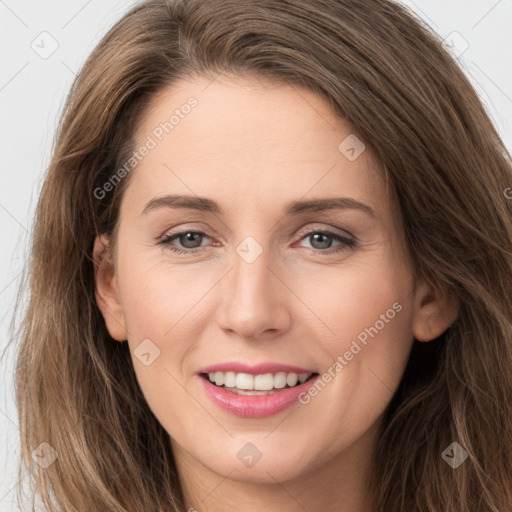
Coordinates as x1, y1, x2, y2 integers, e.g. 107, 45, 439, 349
141, 194, 376, 218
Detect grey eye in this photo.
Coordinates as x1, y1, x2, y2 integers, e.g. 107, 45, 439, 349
178, 232, 204, 248
308, 232, 335, 249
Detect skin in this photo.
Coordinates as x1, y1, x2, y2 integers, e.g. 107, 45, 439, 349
93, 74, 458, 512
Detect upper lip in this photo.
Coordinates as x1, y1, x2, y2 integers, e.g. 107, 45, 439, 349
199, 362, 317, 375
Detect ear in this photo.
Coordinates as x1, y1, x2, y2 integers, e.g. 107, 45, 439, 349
412, 280, 459, 342
92, 234, 128, 342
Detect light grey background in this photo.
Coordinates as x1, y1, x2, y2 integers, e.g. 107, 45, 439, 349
1, 0, 511, 509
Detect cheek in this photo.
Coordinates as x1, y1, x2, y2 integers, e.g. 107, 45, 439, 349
116, 260, 214, 434
293, 252, 411, 355
316, 301, 413, 450
297, 250, 412, 370
115, 250, 227, 410
117, 247, 214, 339
297, 255, 415, 435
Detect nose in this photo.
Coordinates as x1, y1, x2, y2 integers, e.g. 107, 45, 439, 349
216, 244, 292, 340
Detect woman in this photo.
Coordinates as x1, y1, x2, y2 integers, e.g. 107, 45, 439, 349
14, 0, 512, 510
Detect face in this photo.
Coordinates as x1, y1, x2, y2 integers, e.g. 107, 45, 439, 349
94, 74, 451, 490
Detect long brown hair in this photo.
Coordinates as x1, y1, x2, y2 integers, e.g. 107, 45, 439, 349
13, 0, 512, 510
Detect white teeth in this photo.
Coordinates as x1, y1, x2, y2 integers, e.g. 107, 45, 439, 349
273, 372, 287, 389
224, 371, 236, 388
253, 373, 274, 391
298, 373, 310, 384
205, 371, 314, 390
286, 373, 298, 387
236, 373, 254, 390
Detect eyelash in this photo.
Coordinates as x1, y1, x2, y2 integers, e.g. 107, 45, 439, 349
158, 228, 356, 255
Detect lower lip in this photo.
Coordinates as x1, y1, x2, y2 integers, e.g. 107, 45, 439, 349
199, 374, 319, 418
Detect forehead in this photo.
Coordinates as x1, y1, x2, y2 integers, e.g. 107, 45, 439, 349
127, 74, 387, 216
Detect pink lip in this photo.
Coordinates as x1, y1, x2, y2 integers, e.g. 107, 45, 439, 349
199, 373, 320, 418
199, 362, 316, 375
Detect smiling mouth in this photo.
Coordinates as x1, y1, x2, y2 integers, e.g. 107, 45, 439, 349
200, 372, 319, 395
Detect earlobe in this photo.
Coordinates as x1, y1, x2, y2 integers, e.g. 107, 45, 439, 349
92, 234, 128, 342
412, 280, 459, 342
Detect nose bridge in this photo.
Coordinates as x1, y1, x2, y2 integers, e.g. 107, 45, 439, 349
218, 236, 290, 338
232, 246, 271, 303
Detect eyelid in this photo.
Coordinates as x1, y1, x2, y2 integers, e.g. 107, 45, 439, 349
157, 227, 357, 262
295, 223, 355, 241
159, 223, 216, 241
159, 223, 355, 244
